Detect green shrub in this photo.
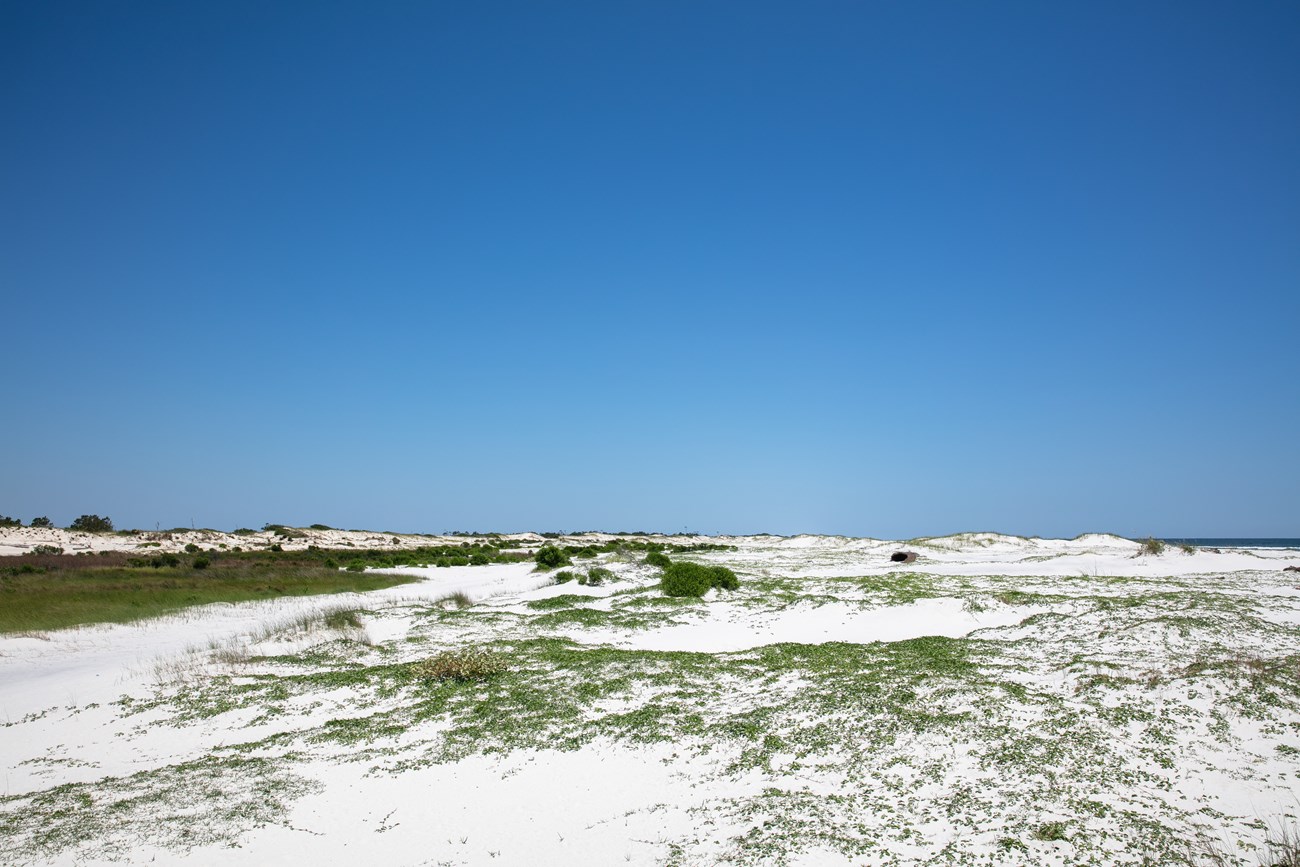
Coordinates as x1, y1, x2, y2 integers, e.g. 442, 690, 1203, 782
644, 551, 672, 568
585, 567, 615, 586
184, 543, 200, 553
660, 562, 740, 596
534, 545, 572, 570
554, 570, 577, 584
346, 562, 366, 572
192, 556, 210, 570
31, 544, 63, 556
29, 516, 52, 528
150, 553, 181, 569
0, 515, 20, 528
708, 565, 739, 590
268, 543, 284, 552
309, 524, 334, 530
69, 514, 113, 533
233, 528, 256, 536
661, 562, 714, 597
469, 553, 490, 566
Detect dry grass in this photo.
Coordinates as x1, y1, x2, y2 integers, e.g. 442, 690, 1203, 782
411, 648, 506, 682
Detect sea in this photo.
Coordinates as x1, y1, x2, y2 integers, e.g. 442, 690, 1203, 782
1159, 538, 1300, 550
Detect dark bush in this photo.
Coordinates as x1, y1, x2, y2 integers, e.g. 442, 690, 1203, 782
150, 553, 181, 569
553, 570, 576, 584
268, 543, 283, 552
660, 562, 714, 597
469, 553, 490, 566
707, 565, 739, 591
31, 544, 64, 556
644, 551, 672, 569
309, 524, 334, 530
192, 556, 210, 570
0, 515, 20, 528
30, 516, 53, 528
346, 562, 366, 572
69, 515, 114, 533
535, 545, 572, 570
184, 543, 200, 553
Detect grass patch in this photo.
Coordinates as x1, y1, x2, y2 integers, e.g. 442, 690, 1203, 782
0, 551, 420, 634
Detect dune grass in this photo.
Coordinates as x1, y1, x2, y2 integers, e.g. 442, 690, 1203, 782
0, 551, 420, 634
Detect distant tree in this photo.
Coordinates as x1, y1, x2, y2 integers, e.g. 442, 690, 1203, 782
0, 515, 20, 528
69, 514, 114, 533
30, 516, 53, 528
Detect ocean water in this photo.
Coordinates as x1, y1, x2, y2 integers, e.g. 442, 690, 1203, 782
1159, 538, 1300, 550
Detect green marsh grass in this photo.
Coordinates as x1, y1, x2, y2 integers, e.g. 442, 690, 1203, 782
0, 551, 420, 634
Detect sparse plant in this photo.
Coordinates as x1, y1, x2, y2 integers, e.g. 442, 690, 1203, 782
1138, 537, 1166, 555
1032, 821, 1068, 842
69, 514, 114, 533
411, 648, 506, 682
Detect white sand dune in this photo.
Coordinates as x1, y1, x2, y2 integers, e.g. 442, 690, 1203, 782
3, 534, 1299, 865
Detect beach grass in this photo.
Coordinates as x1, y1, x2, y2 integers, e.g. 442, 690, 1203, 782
0, 551, 420, 634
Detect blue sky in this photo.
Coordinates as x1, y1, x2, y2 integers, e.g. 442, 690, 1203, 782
3, 1, 1297, 537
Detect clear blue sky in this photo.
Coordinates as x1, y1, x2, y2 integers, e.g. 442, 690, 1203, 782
3, 1, 1297, 538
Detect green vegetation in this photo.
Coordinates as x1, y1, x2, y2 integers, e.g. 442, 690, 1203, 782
68, 514, 114, 533
0, 549, 420, 634
534, 545, 572, 570
660, 561, 740, 597
644, 550, 672, 568
30, 516, 52, 527
0, 515, 20, 528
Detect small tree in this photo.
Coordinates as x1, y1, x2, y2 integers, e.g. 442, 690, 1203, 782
0, 515, 20, 528
69, 514, 114, 533
30, 516, 53, 528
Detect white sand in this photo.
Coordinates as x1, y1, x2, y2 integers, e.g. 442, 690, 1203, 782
3, 533, 1299, 865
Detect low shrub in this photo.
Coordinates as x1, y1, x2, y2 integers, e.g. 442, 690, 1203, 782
708, 565, 739, 590
184, 543, 200, 553
554, 570, 577, 584
31, 545, 63, 556
309, 523, 334, 530
585, 567, 615, 586
661, 562, 713, 597
660, 562, 739, 597
192, 556, 210, 570
535, 545, 572, 570
644, 551, 672, 569
411, 648, 506, 682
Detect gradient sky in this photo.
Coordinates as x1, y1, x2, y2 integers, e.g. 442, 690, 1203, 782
3, 1, 1298, 537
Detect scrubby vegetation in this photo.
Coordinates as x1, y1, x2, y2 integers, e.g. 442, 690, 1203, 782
660, 561, 740, 597
1138, 536, 1166, 555
644, 550, 673, 568
69, 514, 114, 533
0, 515, 20, 528
534, 545, 572, 570
29, 516, 52, 527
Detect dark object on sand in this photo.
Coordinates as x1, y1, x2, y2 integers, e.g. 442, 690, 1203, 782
890, 551, 918, 564
1284, 565, 1300, 572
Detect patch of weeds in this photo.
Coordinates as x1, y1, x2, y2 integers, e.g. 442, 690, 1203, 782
411, 648, 507, 682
